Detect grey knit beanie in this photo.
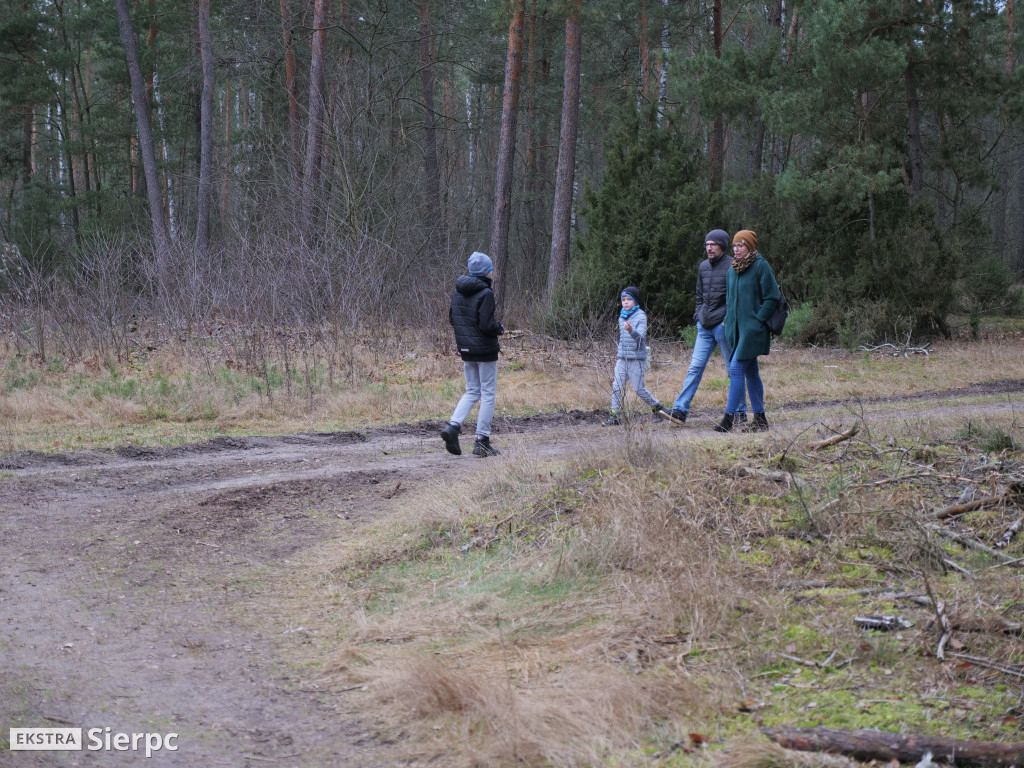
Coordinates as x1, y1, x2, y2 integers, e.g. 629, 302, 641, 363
705, 229, 730, 250
468, 251, 493, 276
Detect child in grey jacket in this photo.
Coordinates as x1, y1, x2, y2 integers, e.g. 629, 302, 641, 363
604, 286, 664, 426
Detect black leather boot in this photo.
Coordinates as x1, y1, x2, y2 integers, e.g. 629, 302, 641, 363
747, 412, 770, 432
440, 423, 462, 455
714, 413, 734, 433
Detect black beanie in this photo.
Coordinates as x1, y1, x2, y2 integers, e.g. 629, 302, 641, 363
621, 286, 640, 305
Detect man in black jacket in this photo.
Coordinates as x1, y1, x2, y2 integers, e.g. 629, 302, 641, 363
667, 229, 745, 424
441, 251, 505, 457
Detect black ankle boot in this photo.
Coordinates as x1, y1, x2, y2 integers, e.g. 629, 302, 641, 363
714, 413, 734, 433
440, 423, 462, 455
747, 412, 770, 432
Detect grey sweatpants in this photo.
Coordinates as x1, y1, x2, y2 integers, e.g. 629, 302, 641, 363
611, 358, 659, 413
450, 360, 497, 437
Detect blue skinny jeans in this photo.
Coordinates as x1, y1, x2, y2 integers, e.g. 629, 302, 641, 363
672, 321, 743, 414
725, 357, 764, 415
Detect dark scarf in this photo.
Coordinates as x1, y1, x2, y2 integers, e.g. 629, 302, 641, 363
732, 250, 757, 274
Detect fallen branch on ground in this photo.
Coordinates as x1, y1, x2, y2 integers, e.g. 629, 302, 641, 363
928, 494, 1011, 521
734, 466, 807, 489
943, 614, 1024, 636
994, 516, 1023, 549
927, 525, 1021, 565
807, 423, 860, 451
950, 652, 1024, 680
762, 725, 1024, 767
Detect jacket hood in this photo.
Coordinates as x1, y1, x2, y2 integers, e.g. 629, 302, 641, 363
456, 274, 491, 296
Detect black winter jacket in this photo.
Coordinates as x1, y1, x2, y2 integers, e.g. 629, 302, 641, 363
694, 252, 733, 328
449, 275, 504, 362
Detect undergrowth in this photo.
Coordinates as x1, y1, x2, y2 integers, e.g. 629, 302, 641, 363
294, 413, 1024, 767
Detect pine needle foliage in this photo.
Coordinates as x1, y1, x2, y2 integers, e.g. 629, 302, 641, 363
569, 107, 715, 335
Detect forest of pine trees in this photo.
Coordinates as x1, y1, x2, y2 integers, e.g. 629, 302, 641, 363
1, 0, 1021, 353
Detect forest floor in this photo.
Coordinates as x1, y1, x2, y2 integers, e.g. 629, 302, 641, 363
2, 363, 1024, 765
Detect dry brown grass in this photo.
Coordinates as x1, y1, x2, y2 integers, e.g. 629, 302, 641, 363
715, 740, 860, 768
262, 403, 1024, 766
2, 330, 1023, 453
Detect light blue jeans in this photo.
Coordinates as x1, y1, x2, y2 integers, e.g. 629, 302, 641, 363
450, 360, 497, 437
672, 322, 743, 414
726, 357, 764, 415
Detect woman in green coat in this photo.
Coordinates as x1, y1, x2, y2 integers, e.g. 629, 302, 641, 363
714, 230, 781, 433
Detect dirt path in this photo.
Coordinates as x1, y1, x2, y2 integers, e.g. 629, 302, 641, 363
2, 382, 1022, 766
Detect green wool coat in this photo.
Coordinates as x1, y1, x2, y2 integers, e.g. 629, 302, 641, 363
723, 254, 782, 360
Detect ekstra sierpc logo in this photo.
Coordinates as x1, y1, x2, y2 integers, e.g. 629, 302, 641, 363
9, 727, 179, 757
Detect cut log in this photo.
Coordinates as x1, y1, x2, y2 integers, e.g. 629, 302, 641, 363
762, 726, 1024, 768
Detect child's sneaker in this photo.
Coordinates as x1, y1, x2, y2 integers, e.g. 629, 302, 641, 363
602, 413, 621, 426
472, 436, 500, 457
440, 423, 461, 455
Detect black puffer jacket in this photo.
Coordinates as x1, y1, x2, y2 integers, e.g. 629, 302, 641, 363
449, 275, 504, 362
694, 252, 733, 328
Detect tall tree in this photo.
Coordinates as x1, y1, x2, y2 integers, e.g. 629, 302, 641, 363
904, 0, 924, 202
639, 0, 651, 100
196, 0, 214, 253
114, 0, 171, 266
279, 0, 301, 174
547, 0, 582, 299
418, 1, 441, 235
302, 0, 329, 242
490, 0, 526, 310
708, 0, 724, 192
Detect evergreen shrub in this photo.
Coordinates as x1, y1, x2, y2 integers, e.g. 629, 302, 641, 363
567, 108, 715, 337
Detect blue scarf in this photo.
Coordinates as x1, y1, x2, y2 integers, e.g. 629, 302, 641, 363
620, 305, 639, 321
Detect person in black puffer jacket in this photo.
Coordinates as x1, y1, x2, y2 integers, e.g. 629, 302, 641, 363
440, 251, 505, 458
667, 229, 746, 425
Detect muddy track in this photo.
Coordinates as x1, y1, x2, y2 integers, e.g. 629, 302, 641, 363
1, 381, 1022, 766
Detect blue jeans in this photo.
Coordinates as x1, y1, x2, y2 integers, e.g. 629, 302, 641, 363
672, 322, 743, 413
450, 360, 497, 437
726, 357, 764, 414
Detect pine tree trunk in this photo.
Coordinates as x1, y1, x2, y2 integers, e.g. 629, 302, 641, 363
490, 0, 526, 311
418, 1, 441, 238
302, 0, 329, 243
114, 0, 172, 268
639, 0, 651, 100
279, 0, 301, 175
547, 0, 581, 299
196, 0, 214, 253
145, 0, 157, 107
709, 0, 724, 192
658, 0, 670, 121
904, 0, 923, 203
22, 103, 34, 186
524, 0, 541, 291
996, 0, 1016, 273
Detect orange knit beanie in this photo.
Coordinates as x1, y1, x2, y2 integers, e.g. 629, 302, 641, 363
732, 230, 757, 251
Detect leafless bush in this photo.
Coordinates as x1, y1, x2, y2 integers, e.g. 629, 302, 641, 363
51, 237, 143, 363
0, 241, 60, 361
